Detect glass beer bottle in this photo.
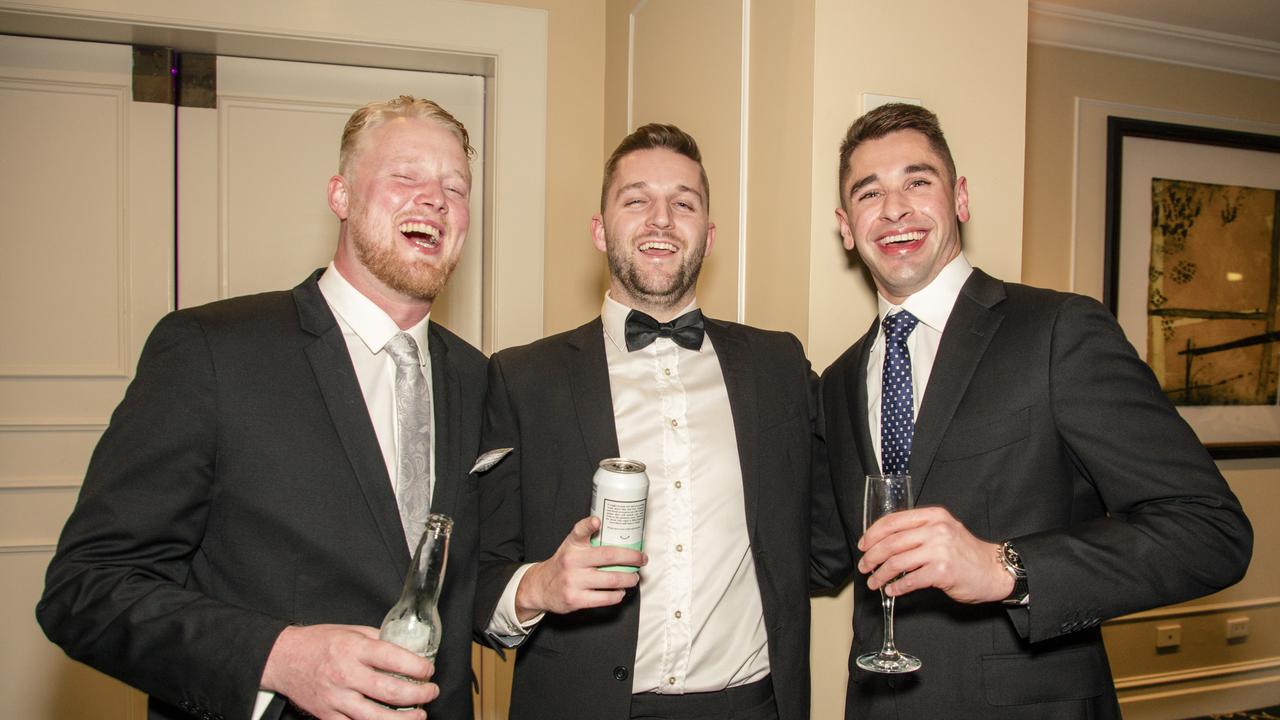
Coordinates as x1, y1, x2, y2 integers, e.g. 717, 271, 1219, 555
378, 513, 452, 706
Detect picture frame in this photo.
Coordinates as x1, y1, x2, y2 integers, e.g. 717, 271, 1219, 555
1104, 116, 1280, 459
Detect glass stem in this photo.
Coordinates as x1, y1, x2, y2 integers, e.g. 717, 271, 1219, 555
879, 589, 900, 659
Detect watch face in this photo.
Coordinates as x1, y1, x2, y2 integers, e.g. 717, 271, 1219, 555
1002, 542, 1026, 575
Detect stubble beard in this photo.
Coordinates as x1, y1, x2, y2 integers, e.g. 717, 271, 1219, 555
605, 229, 705, 313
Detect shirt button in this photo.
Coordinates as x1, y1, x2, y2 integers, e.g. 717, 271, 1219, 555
674, 481, 682, 489
667, 676, 677, 685
674, 610, 682, 619
664, 368, 671, 376
676, 544, 683, 552
671, 419, 678, 428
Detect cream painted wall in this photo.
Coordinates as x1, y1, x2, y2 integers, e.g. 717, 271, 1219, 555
484, 0, 608, 336
744, 0, 817, 339
1024, 43, 1280, 717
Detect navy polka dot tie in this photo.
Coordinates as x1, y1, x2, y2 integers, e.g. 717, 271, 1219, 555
881, 310, 919, 476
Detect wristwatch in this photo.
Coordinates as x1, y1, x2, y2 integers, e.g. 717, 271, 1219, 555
998, 541, 1030, 606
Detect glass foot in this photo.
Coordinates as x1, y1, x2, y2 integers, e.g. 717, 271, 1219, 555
856, 650, 922, 674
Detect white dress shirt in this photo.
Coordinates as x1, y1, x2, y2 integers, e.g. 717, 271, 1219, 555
488, 293, 770, 695
866, 254, 973, 466
253, 263, 436, 720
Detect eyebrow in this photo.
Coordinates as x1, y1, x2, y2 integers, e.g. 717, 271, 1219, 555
847, 162, 943, 197
615, 181, 705, 204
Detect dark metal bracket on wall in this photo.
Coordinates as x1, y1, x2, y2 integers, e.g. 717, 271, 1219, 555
132, 45, 216, 108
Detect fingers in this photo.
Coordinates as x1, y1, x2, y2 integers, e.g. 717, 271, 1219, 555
262, 624, 439, 719
856, 508, 1006, 603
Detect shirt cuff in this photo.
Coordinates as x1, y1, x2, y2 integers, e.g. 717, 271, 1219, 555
251, 690, 275, 720
485, 563, 545, 647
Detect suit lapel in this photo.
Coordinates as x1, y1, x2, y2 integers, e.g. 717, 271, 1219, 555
427, 325, 461, 519
910, 269, 1006, 500
565, 319, 621, 511
294, 272, 410, 575
706, 320, 761, 534
848, 319, 880, 477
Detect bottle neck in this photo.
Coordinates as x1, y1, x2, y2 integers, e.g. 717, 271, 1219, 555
403, 524, 450, 604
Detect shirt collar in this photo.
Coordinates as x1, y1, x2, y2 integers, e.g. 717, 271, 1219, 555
601, 292, 701, 353
318, 262, 431, 364
877, 253, 973, 333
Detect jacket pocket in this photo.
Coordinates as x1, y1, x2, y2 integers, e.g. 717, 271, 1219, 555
981, 644, 1107, 706
935, 407, 1029, 461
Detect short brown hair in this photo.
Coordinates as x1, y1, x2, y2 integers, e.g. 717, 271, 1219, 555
339, 95, 475, 176
838, 103, 956, 193
600, 123, 709, 212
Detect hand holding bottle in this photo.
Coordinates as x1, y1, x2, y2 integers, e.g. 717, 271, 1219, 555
260, 623, 437, 719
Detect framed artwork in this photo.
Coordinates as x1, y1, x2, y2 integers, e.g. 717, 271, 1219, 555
1104, 117, 1280, 458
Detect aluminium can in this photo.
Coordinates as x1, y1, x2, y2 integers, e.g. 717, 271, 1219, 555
590, 458, 648, 572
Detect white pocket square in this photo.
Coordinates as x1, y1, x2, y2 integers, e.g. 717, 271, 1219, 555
470, 448, 514, 474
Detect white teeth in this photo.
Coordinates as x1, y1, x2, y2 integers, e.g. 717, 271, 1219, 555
639, 241, 677, 252
398, 221, 440, 240
881, 231, 924, 245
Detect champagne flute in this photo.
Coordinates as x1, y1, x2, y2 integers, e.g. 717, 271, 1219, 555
856, 473, 922, 674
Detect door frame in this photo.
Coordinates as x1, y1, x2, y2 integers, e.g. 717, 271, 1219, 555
0, 0, 548, 353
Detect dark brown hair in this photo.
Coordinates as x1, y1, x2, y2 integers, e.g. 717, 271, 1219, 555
600, 123, 709, 212
838, 103, 956, 195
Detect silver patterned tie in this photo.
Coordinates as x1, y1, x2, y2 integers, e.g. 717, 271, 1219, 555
384, 332, 433, 549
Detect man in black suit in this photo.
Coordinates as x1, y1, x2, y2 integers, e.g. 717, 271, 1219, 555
37, 96, 485, 720
475, 124, 836, 720
819, 103, 1252, 718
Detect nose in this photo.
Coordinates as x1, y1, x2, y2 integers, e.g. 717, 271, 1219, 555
647, 201, 672, 229
413, 180, 447, 212
881, 188, 910, 223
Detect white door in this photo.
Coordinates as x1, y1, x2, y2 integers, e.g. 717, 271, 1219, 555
0, 33, 172, 720
177, 55, 486, 346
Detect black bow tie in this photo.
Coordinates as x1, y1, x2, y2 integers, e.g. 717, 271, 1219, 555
624, 308, 706, 351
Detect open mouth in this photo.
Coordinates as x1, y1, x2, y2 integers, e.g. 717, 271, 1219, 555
880, 230, 925, 246
639, 240, 678, 256
399, 221, 441, 249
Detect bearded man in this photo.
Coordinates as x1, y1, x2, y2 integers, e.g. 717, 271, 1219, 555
473, 124, 844, 720
38, 96, 486, 720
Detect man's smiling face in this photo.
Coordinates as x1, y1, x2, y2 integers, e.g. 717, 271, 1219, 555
836, 129, 969, 304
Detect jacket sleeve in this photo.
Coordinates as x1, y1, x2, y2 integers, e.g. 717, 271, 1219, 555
473, 352, 529, 645
1018, 295, 1252, 643
36, 311, 287, 720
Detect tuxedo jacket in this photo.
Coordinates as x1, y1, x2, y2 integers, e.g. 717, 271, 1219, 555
37, 270, 486, 720
474, 316, 831, 720
819, 268, 1252, 719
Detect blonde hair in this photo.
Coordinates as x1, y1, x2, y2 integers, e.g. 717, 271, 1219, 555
338, 95, 474, 175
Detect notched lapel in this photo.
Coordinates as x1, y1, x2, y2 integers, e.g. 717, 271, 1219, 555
295, 275, 411, 575
707, 321, 761, 533
428, 329, 462, 519
910, 271, 1006, 501
565, 320, 621, 515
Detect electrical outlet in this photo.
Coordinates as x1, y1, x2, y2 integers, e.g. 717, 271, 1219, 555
1226, 616, 1250, 641
1156, 623, 1182, 649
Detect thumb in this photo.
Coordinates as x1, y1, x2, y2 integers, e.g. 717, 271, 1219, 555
569, 515, 601, 545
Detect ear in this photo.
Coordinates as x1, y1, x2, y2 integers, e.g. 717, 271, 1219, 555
328, 175, 351, 220
703, 221, 716, 256
591, 213, 608, 253
954, 176, 970, 223
835, 207, 855, 251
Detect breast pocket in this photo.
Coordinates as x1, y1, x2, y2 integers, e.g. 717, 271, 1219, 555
934, 407, 1029, 462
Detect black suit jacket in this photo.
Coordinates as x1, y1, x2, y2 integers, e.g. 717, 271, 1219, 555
37, 270, 486, 720
475, 316, 829, 720
819, 269, 1252, 719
